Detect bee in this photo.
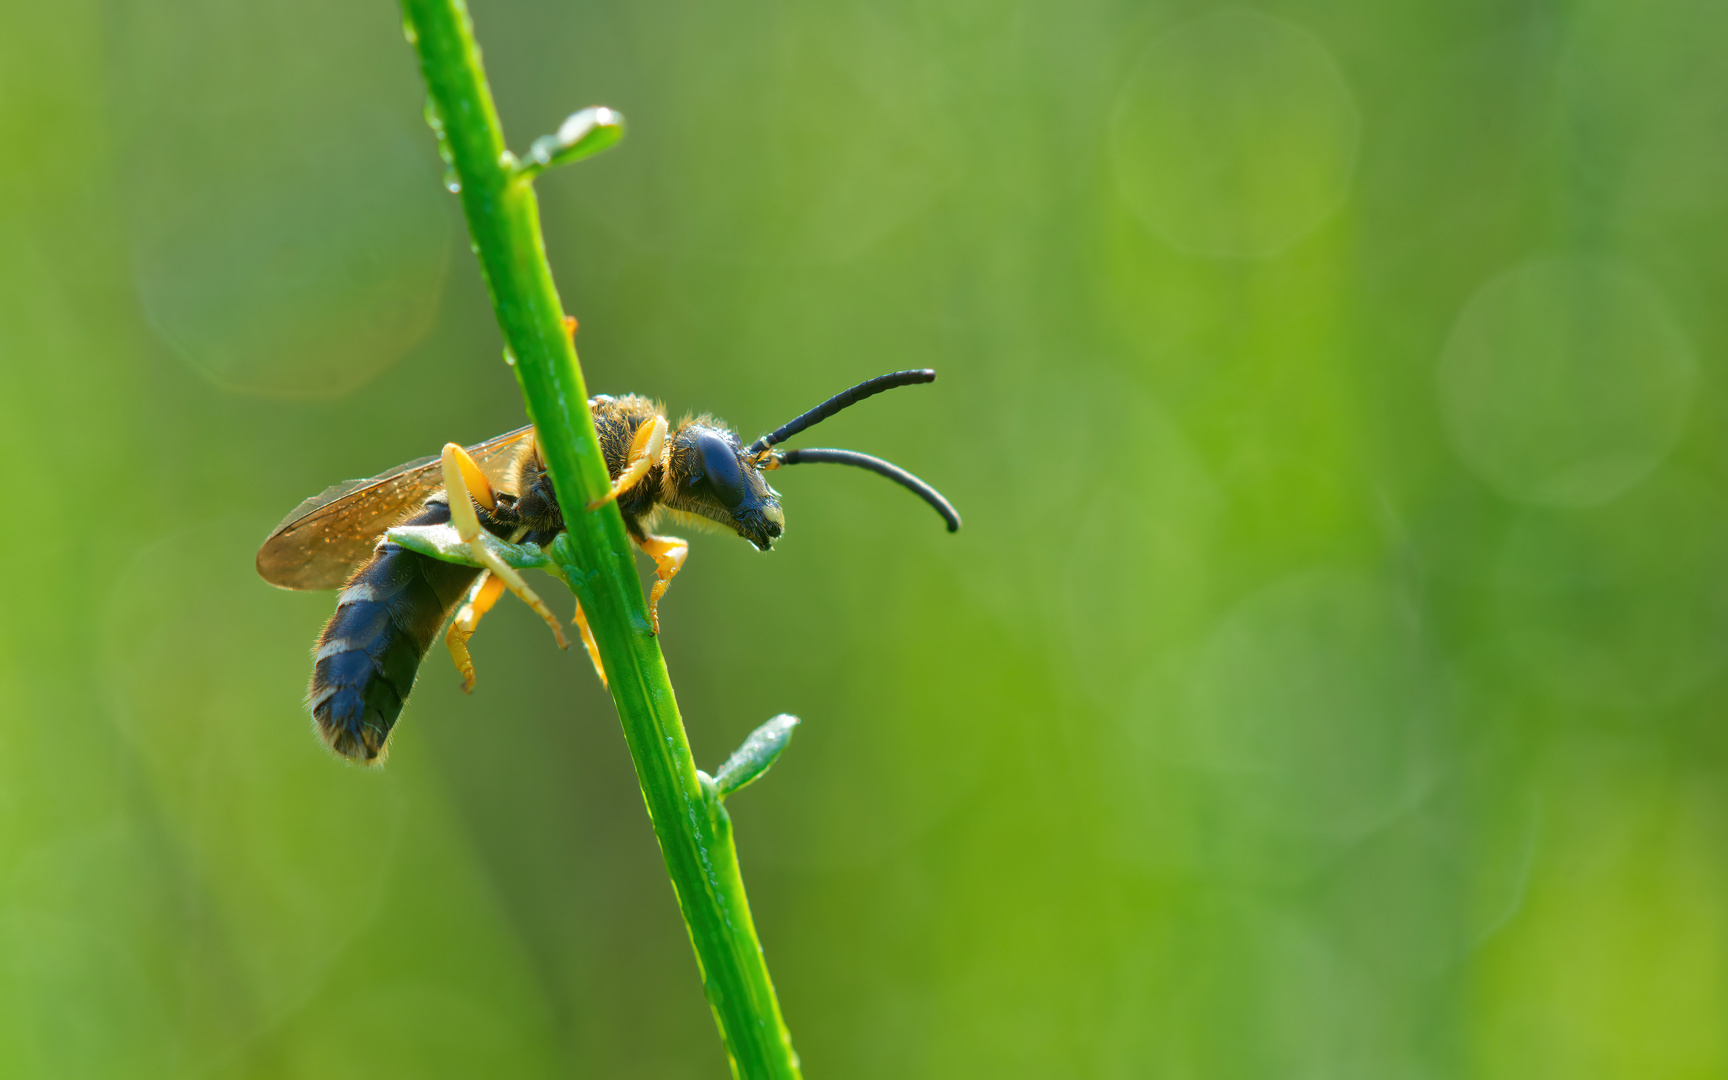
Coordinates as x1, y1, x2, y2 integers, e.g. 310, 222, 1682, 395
256, 368, 960, 764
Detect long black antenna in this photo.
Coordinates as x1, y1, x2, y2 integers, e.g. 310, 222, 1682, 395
775, 448, 961, 532
747, 369, 936, 457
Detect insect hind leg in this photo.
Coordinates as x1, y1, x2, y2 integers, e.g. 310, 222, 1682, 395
571, 602, 607, 687
446, 570, 508, 692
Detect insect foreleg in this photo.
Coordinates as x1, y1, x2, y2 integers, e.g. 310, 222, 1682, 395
440, 443, 571, 651
635, 533, 689, 636
586, 413, 667, 510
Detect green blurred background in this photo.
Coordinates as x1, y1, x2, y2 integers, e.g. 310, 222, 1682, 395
3, 0, 1726, 1075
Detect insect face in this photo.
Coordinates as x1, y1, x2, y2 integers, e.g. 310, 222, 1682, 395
666, 424, 784, 550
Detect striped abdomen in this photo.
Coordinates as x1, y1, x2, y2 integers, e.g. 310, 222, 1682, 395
307, 499, 481, 763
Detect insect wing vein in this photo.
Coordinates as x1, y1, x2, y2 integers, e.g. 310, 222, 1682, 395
256, 424, 534, 590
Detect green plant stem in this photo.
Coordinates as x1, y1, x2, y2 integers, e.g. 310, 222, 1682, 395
399, 3, 800, 1075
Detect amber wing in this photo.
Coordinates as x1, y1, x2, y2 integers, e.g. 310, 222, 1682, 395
255, 424, 535, 591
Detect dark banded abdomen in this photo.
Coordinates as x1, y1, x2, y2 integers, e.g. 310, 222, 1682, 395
307, 499, 481, 763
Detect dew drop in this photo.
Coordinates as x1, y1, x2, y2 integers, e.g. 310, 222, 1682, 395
503, 347, 517, 367
443, 166, 461, 194
401, 13, 417, 44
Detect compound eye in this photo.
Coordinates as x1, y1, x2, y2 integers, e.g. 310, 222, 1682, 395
694, 429, 746, 508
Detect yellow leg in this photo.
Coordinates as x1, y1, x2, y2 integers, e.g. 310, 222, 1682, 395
572, 602, 607, 688
587, 414, 667, 510
441, 443, 570, 651
446, 571, 508, 692
635, 533, 688, 636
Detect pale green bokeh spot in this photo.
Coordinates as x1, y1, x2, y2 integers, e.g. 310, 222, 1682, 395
121, 0, 452, 399
1176, 569, 1442, 839
1438, 257, 1695, 507
1110, 10, 1360, 258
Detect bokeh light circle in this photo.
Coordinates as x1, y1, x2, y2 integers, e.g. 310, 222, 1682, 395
1109, 10, 1361, 258
132, 111, 451, 400
1437, 257, 1695, 506
117, 1, 454, 401
1176, 570, 1442, 836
